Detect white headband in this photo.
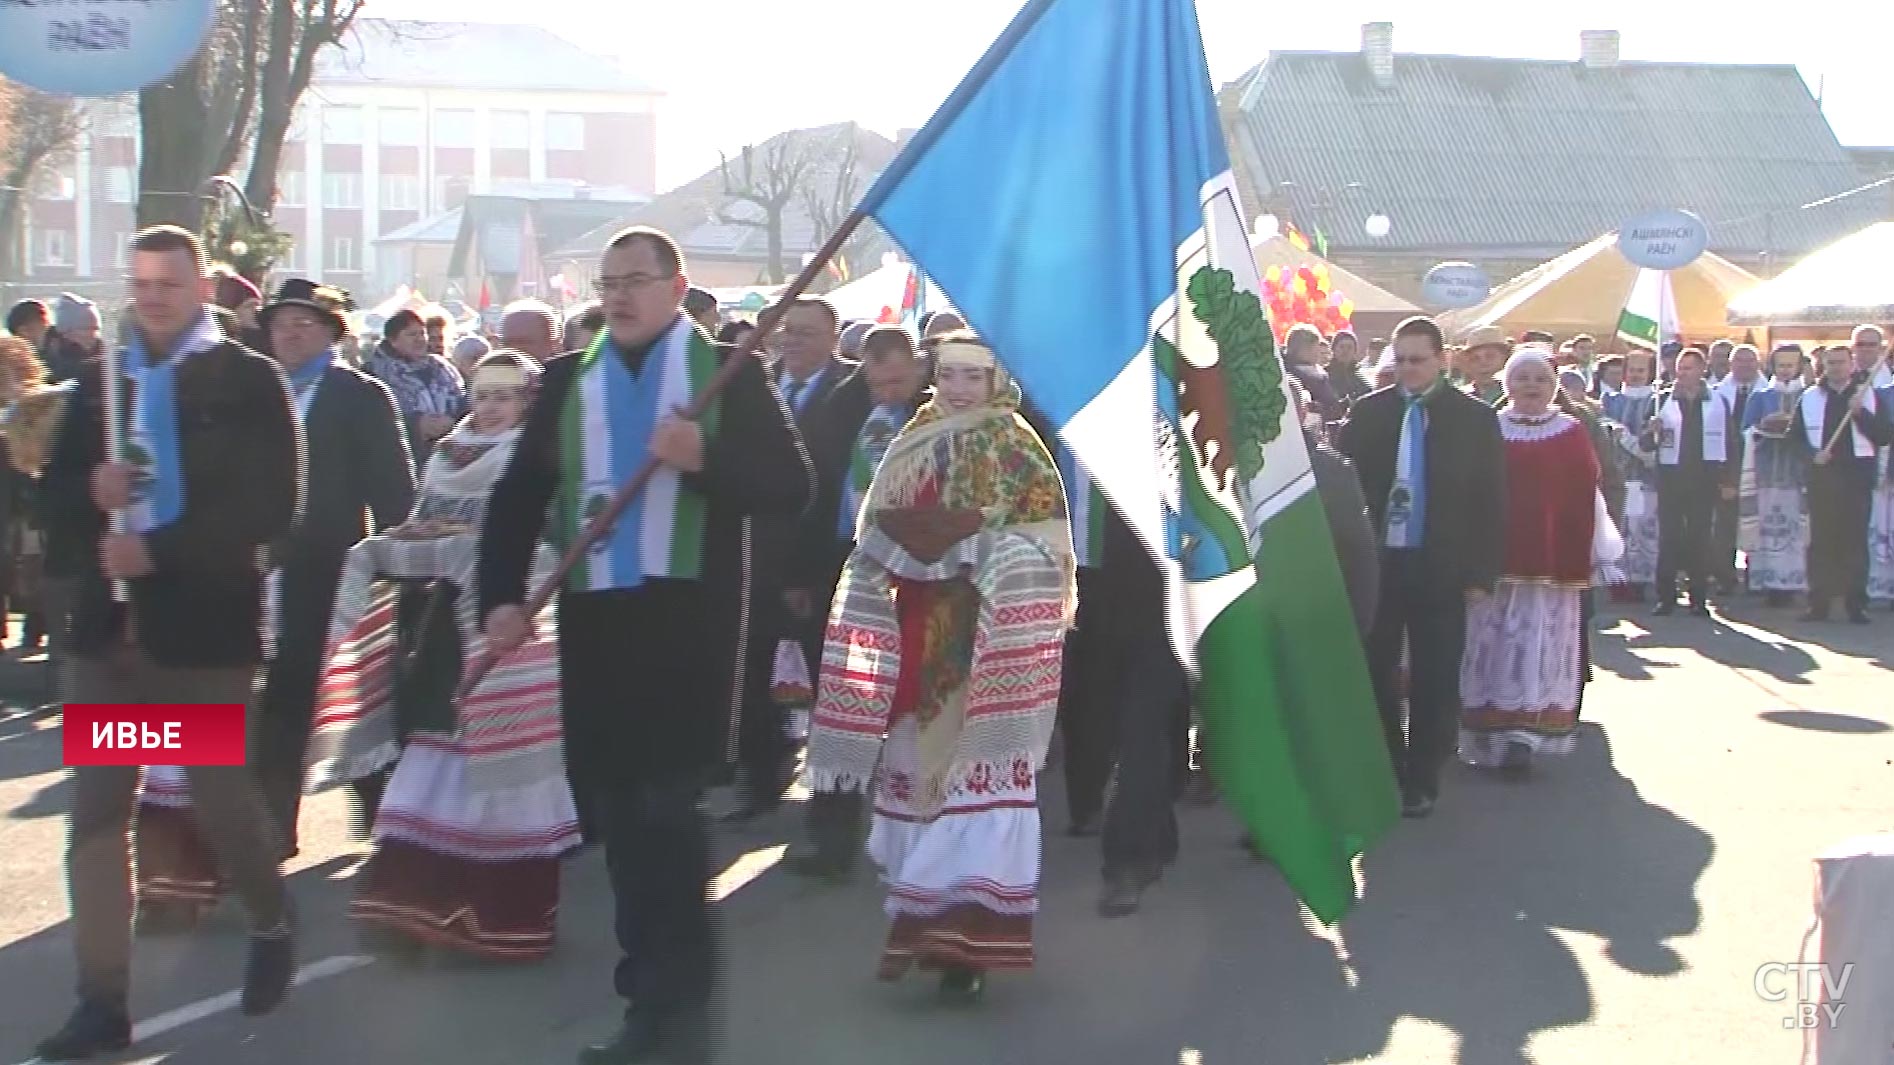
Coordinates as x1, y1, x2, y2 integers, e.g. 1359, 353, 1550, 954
934, 339, 996, 370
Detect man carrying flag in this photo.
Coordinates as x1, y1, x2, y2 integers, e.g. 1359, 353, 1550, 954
842, 0, 1398, 928
478, 226, 811, 1065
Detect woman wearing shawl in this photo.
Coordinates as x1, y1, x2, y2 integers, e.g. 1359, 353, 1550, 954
807, 331, 1073, 1002
1740, 346, 1812, 605
306, 351, 578, 961
1600, 348, 1661, 600
366, 308, 467, 470
1459, 349, 1614, 777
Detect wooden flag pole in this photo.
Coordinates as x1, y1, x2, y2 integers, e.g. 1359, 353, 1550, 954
1815, 355, 1885, 463
100, 342, 129, 604
456, 210, 870, 704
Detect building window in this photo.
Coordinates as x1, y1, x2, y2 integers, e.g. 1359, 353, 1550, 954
433, 109, 475, 149
322, 107, 363, 145
380, 174, 421, 211
546, 112, 585, 151
379, 107, 422, 147
37, 169, 76, 200
102, 165, 134, 204
92, 98, 138, 138
322, 172, 361, 209
491, 110, 530, 151
433, 175, 468, 212
277, 171, 305, 207
112, 233, 132, 270
330, 236, 358, 272
41, 230, 71, 267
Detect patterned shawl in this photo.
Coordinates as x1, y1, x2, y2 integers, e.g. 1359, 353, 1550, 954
365, 342, 467, 419
304, 425, 563, 796
807, 385, 1075, 819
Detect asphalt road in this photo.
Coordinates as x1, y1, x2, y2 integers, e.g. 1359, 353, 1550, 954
0, 597, 1888, 1065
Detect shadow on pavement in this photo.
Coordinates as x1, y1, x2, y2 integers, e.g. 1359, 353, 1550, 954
1758, 710, 1891, 734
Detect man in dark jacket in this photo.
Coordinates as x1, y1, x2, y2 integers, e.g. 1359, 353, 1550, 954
1337, 315, 1505, 819
479, 227, 811, 1065
250, 278, 416, 854
35, 226, 301, 1061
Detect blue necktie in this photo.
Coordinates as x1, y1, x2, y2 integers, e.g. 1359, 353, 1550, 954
1400, 391, 1427, 546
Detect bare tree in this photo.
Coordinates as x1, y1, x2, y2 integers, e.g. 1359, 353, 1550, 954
799, 123, 884, 281
720, 134, 820, 285
138, 0, 362, 241
0, 82, 84, 280
245, 0, 366, 213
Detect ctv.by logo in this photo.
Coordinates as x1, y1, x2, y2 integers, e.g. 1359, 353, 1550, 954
1753, 962, 1852, 1029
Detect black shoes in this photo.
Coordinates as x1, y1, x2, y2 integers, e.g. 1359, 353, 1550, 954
241, 914, 297, 1016
937, 966, 986, 1004
1688, 601, 1712, 618
1848, 610, 1872, 625
578, 1007, 710, 1065
1499, 741, 1534, 781
1097, 867, 1161, 918
1066, 813, 1101, 838
1400, 793, 1436, 819
781, 842, 855, 884
1652, 600, 1675, 617
34, 999, 132, 1061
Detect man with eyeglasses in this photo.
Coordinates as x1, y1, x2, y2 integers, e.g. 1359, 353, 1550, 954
479, 226, 811, 1065
1337, 315, 1505, 819
34, 225, 302, 1060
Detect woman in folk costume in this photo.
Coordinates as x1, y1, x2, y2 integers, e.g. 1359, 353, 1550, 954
807, 331, 1074, 1002
1599, 348, 1661, 600
1459, 349, 1616, 776
305, 351, 578, 961
1739, 346, 1811, 606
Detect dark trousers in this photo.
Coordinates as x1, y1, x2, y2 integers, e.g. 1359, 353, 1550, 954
1806, 460, 1875, 614
601, 773, 714, 1018
65, 646, 286, 1004
40, 574, 78, 703
1099, 630, 1186, 878
1365, 550, 1466, 801
1657, 466, 1719, 603
729, 606, 790, 808
252, 556, 346, 854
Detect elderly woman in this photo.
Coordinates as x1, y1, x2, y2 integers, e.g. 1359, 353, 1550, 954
366, 308, 467, 468
1459, 349, 1608, 777
807, 331, 1072, 1001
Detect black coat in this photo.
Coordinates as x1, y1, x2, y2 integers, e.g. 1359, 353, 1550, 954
280, 364, 416, 566
772, 354, 860, 592
1307, 435, 1380, 639
42, 340, 301, 667
1336, 382, 1506, 595
479, 335, 813, 780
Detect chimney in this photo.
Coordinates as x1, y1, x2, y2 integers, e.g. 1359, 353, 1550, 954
1580, 30, 1620, 69
1361, 22, 1394, 88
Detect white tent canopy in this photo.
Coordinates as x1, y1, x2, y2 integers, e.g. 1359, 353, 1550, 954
1728, 222, 1894, 327
822, 261, 952, 325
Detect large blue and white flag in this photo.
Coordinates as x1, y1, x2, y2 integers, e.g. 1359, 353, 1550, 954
857, 0, 1397, 922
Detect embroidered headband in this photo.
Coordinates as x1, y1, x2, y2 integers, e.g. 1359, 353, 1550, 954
474, 363, 532, 392
934, 339, 997, 371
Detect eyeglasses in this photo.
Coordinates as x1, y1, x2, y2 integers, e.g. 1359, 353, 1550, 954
594, 273, 676, 295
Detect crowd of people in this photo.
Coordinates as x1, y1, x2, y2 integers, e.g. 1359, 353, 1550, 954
3, 221, 1889, 1065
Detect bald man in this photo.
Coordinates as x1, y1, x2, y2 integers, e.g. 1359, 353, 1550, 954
500, 301, 562, 364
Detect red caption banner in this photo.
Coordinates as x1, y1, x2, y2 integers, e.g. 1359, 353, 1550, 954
62, 704, 247, 766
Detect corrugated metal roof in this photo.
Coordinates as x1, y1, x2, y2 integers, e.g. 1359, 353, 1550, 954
1223, 52, 1881, 260
317, 20, 657, 96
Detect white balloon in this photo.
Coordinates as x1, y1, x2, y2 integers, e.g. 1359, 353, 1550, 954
881, 251, 901, 269
1254, 214, 1280, 238
1364, 214, 1392, 239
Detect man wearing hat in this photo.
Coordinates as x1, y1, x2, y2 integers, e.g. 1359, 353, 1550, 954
1459, 327, 1511, 406
250, 278, 416, 851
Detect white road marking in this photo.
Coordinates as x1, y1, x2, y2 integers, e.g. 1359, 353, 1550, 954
130, 954, 374, 1043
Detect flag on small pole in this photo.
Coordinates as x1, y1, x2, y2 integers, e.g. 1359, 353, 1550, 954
1617, 267, 1679, 349
857, 0, 1397, 924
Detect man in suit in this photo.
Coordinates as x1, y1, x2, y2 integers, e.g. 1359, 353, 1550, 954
480, 227, 810, 1064
1337, 315, 1505, 819
727, 297, 855, 820
36, 226, 301, 1060
1644, 348, 1735, 617
250, 279, 417, 854
1790, 341, 1892, 623
1711, 344, 1764, 592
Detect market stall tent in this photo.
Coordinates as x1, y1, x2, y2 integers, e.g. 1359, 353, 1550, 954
1726, 222, 1894, 329
1437, 232, 1757, 346
822, 261, 953, 325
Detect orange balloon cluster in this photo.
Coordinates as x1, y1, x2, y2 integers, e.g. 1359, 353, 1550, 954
1260, 262, 1355, 340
